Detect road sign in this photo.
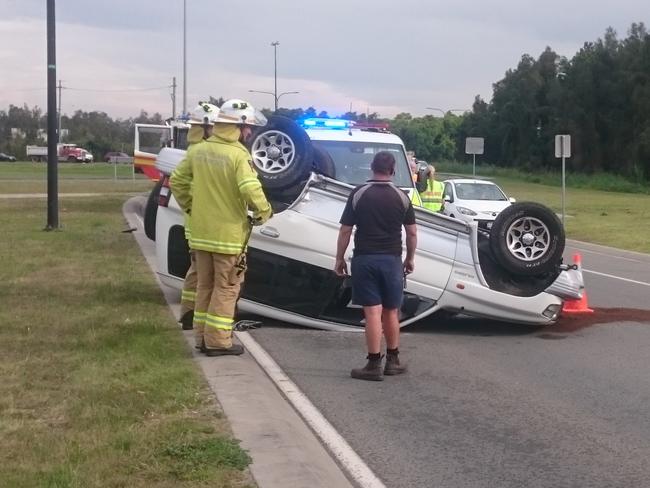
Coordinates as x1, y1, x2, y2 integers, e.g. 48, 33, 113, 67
555, 134, 571, 226
555, 134, 571, 158
465, 137, 484, 155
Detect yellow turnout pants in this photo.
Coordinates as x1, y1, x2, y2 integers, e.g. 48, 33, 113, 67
180, 250, 197, 317
193, 250, 244, 349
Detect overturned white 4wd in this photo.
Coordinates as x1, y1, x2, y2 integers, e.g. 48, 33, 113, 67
142, 116, 583, 331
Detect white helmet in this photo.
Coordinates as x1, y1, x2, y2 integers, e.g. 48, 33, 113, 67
216, 99, 267, 126
188, 101, 220, 125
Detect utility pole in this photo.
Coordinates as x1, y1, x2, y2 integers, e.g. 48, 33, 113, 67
171, 76, 177, 118
57, 79, 62, 140
271, 41, 279, 111
182, 0, 187, 116
46, 0, 59, 230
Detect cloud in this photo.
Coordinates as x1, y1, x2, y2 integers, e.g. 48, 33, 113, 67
2, 0, 648, 119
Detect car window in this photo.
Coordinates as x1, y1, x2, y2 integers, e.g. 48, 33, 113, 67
311, 141, 413, 187
455, 183, 507, 201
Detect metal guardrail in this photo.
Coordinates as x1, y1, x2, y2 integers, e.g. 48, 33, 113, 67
107, 156, 134, 164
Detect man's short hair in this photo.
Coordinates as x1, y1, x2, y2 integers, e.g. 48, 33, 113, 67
371, 151, 396, 175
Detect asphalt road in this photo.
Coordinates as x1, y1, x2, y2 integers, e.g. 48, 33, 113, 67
249, 241, 650, 488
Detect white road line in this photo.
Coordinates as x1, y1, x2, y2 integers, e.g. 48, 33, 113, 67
568, 239, 650, 259
571, 247, 650, 264
583, 269, 650, 287
237, 332, 387, 488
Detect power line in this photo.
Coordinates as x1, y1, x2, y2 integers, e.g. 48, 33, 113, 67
3, 84, 172, 94
64, 85, 171, 93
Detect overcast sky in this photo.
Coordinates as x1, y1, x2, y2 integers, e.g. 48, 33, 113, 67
1, 0, 647, 119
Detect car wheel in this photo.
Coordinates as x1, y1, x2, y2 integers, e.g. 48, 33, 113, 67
67, 156, 76, 162
248, 115, 313, 191
313, 145, 336, 179
144, 180, 162, 241
489, 202, 565, 276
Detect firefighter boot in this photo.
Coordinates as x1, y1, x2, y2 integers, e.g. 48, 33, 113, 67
204, 344, 245, 357
180, 310, 194, 330
351, 354, 384, 381
384, 350, 407, 376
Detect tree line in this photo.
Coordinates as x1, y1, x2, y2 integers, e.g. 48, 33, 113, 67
1, 23, 648, 182
0, 106, 165, 160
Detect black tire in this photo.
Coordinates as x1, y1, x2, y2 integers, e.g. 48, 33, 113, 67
313, 145, 336, 179
248, 115, 313, 191
144, 180, 163, 241
67, 156, 76, 162
489, 202, 565, 276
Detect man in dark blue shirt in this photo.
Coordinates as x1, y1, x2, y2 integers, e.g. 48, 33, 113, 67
335, 151, 418, 381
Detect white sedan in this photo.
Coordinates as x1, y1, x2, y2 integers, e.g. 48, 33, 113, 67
442, 178, 515, 230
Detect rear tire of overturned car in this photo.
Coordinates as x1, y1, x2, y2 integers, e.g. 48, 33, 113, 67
489, 202, 565, 277
248, 115, 313, 192
144, 179, 162, 241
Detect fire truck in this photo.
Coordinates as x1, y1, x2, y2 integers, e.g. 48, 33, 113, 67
134, 120, 189, 180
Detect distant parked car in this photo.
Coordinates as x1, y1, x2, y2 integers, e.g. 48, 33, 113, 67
0, 152, 17, 162
104, 151, 130, 162
442, 178, 515, 231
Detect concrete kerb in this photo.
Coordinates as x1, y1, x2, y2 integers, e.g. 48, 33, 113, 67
122, 196, 383, 488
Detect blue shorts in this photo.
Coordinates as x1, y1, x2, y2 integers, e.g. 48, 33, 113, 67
351, 254, 404, 309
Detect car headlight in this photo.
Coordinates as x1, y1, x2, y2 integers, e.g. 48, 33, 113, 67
457, 206, 477, 216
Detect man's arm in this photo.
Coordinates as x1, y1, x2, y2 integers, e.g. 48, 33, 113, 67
236, 154, 272, 224
404, 223, 417, 274
334, 225, 353, 276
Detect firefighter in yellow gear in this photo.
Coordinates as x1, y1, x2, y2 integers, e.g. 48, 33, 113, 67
179, 102, 221, 330
417, 164, 444, 212
170, 99, 272, 356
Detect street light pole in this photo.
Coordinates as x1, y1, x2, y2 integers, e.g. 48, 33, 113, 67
271, 41, 279, 111
426, 107, 469, 117
248, 89, 299, 110
426, 107, 445, 116
46, 0, 59, 230
182, 0, 187, 116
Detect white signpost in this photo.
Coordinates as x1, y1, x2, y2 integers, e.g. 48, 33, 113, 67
555, 134, 571, 226
465, 137, 484, 176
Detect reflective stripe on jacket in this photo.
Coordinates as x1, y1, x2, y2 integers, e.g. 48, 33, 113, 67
420, 179, 444, 212
170, 125, 272, 254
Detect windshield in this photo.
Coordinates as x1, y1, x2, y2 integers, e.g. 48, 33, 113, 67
455, 183, 507, 201
311, 141, 413, 188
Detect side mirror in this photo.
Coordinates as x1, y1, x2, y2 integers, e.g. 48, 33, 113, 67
509, 197, 516, 203
444, 195, 452, 203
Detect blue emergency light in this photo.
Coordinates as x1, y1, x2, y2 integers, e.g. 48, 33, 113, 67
301, 118, 353, 129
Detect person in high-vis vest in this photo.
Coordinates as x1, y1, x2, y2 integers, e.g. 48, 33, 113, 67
417, 164, 444, 212
170, 99, 272, 356
178, 102, 221, 330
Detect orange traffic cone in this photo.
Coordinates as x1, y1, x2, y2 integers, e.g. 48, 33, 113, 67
562, 253, 594, 314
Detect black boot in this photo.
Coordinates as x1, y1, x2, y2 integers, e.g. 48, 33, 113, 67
384, 350, 407, 376
179, 310, 194, 330
204, 344, 245, 357
195, 339, 206, 353
351, 354, 384, 381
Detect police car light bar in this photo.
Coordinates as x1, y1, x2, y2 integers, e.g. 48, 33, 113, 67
301, 118, 354, 129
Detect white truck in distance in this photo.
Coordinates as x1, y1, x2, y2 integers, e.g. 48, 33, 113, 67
26, 143, 94, 163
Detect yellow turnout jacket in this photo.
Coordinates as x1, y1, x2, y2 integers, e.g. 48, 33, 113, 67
170, 124, 272, 254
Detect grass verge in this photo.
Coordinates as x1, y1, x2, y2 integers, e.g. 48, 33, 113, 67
0, 196, 253, 488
